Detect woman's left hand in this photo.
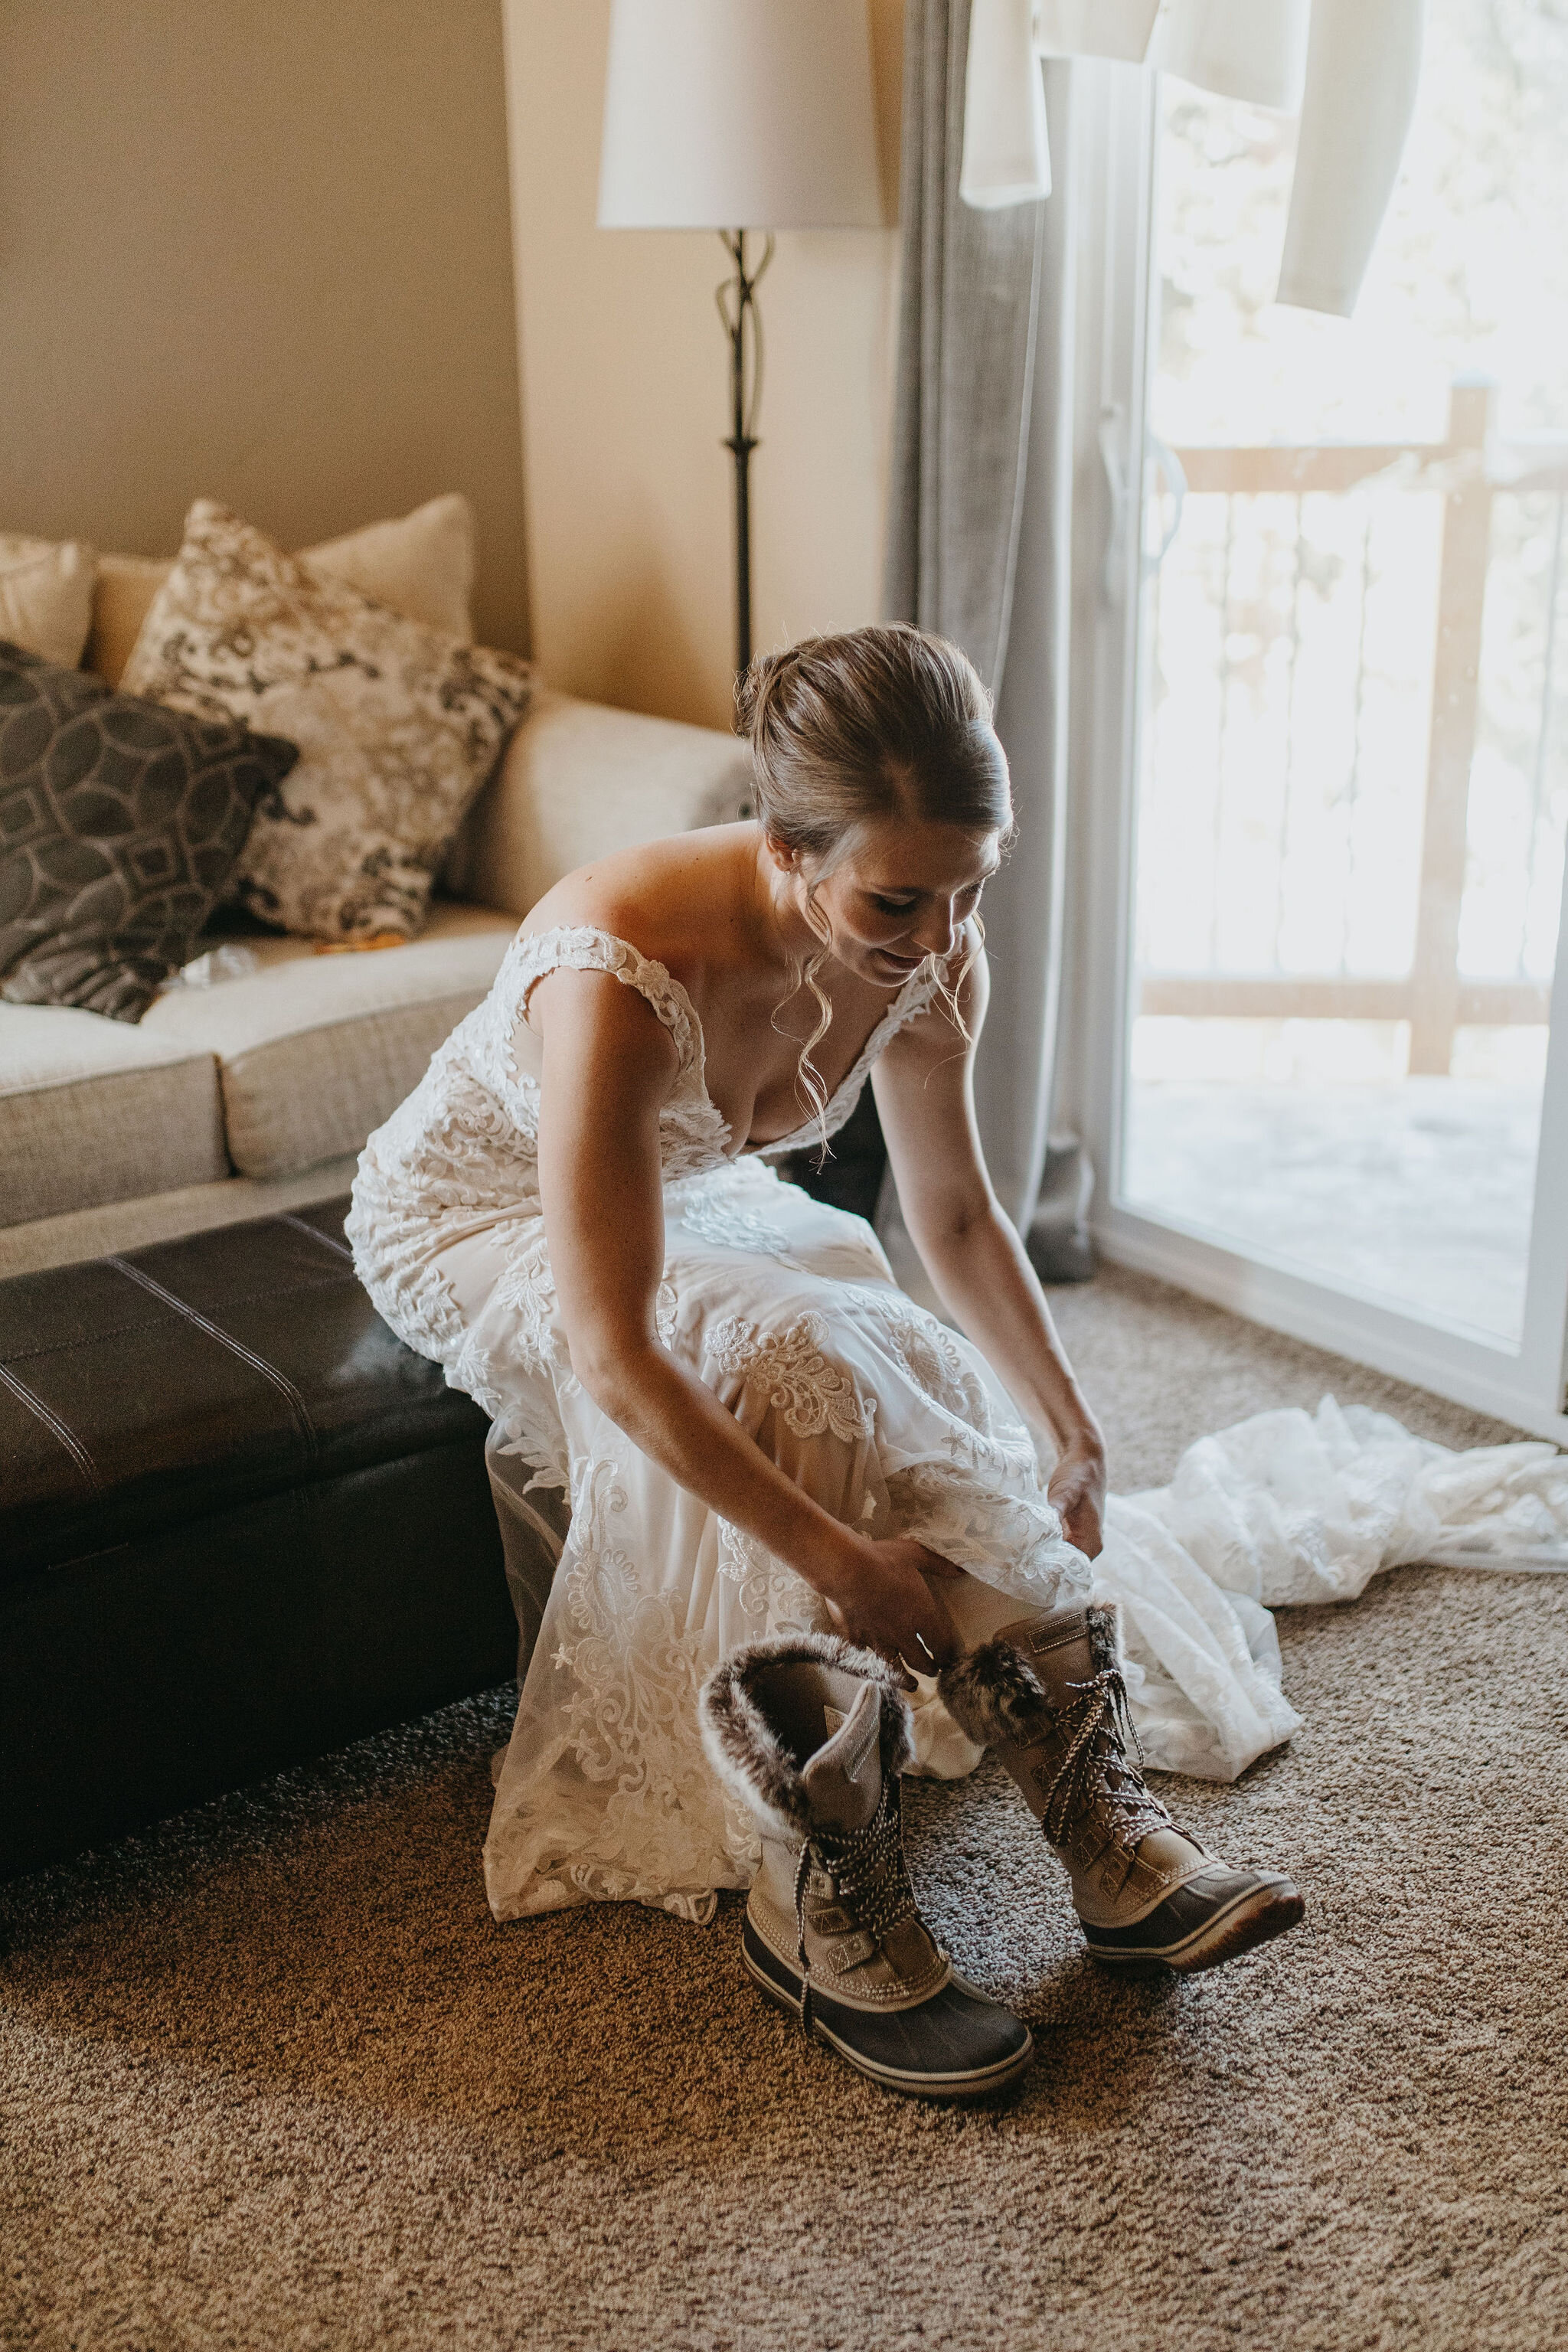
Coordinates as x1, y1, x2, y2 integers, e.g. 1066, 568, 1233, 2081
1047, 1436, 1107, 1561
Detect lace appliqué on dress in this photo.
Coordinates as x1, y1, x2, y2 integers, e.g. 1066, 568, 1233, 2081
706, 1311, 876, 1443
527, 1455, 727, 1915
673, 1184, 802, 1267
717, 1517, 769, 1585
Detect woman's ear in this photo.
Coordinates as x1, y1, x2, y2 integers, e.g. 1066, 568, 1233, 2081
763, 830, 801, 875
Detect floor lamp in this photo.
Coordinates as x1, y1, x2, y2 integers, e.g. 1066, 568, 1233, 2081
598, 0, 884, 677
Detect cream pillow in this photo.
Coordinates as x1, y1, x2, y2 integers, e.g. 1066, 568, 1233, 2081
0, 534, 97, 668
87, 491, 476, 685
121, 499, 531, 942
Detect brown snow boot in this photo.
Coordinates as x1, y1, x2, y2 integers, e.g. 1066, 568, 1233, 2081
940, 1603, 1305, 1975
701, 1633, 1034, 2101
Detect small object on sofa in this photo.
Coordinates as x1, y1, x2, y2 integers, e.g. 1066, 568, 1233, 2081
85, 491, 479, 687
312, 931, 408, 955
0, 639, 299, 1023
121, 501, 534, 943
0, 534, 97, 669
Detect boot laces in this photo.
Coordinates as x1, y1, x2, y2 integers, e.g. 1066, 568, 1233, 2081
791, 1775, 918, 2038
1037, 1666, 1171, 1852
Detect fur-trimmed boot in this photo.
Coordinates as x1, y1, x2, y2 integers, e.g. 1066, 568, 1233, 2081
700, 1633, 1034, 2101
940, 1604, 1305, 1975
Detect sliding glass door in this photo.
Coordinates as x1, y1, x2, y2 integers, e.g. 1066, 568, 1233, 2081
1076, 11, 1568, 1441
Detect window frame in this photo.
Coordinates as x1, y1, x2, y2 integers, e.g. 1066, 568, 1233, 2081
1069, 61, 1568, 1443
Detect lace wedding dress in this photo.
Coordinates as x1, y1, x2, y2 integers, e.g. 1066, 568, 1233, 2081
348, 923, 1568, 1924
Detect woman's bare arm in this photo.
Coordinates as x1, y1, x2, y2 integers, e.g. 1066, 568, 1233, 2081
531, 968, 963, 1664
871, 945, 1106, 1557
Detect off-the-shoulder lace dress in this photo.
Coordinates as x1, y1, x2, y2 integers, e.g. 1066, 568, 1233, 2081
350, 925, 1568, 1923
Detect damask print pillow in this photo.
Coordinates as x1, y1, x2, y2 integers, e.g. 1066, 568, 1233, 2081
87, 492, 477, 686
120, 501, 533, 942
0, 640, 298, 1022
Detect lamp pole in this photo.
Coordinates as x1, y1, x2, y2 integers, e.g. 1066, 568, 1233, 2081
716, 229, 774, 678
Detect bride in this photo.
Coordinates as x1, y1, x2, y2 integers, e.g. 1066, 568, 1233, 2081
349, 624, 1564, 2099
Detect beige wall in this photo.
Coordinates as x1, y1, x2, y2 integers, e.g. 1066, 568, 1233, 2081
0, 0, 530, 654
503, 0, 903, 733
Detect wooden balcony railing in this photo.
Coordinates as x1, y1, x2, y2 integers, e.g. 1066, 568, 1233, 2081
1137, 384, 1568, 1073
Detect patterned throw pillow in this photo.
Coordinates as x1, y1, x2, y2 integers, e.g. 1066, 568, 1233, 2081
120, 501, 533, 941
0, 641, 298, 1022
87, 492, 477, 685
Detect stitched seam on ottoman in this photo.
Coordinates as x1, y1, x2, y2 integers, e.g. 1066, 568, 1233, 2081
281, 1214, 354, 1263
0, 1272, 345, 1371
0, 1358, 102, 1490
188, 1273, 346, 1312
2, 1311, 177, 1368
107, 1258, 319, 1459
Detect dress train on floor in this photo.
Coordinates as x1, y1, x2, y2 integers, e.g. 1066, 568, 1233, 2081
1083, 1394, 1568, 1780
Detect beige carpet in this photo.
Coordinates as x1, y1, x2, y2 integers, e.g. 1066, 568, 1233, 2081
5, 1265, 1566, 2352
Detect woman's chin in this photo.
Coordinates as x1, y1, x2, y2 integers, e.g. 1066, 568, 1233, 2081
828, 938, 926, 986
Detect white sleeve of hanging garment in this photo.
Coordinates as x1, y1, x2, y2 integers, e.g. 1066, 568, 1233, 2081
1151, 0, 1311, 111
961, 0, 1051, 207
1276, 0, 1426, 316
1033, 2, 1161, 61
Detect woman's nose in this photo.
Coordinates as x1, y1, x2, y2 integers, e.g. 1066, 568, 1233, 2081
911, 903, 959, 959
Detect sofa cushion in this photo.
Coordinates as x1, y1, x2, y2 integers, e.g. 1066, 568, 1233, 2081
141, 901, 514, 1178
0, 535, 96, 668
0, 641, 299, 1022
120, 501, 531, 942
87, 493, 478, 686
0, 1002, 227, 1225
446, 686, 753, 915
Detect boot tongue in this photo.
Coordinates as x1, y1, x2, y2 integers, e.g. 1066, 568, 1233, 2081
802, 1677, 883, 1834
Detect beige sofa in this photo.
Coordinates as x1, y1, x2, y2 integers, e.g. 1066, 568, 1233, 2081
0, 687, 751, 1278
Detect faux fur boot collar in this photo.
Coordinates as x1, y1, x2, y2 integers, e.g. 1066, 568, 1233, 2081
699, 1632, 913, 1843
937, 1602, 1121, 1749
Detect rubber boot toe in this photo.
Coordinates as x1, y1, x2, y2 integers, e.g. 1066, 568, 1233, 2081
741, 1916, 1034, 2101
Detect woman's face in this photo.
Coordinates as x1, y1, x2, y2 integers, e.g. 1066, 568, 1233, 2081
782, 815, 1004, 987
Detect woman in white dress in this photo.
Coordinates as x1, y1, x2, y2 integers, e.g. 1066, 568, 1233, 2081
348, 626, 1134, 1860
348, 626, 1566, 2086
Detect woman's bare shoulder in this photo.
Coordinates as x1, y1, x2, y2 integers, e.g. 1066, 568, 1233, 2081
521, 823, 756, 967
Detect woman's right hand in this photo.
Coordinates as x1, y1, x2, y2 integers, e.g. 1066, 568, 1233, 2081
819, 1537, 966, 1681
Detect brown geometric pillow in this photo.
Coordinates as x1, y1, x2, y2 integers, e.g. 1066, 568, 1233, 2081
121, 501, 533, 942
0, 641, 297, 1023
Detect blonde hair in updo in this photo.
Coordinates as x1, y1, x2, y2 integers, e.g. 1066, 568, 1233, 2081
735, 624, 1013, 1145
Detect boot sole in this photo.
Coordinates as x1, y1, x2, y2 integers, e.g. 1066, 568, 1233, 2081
1086, 1880, 1305, 1977
740, 1933, 1034, 2103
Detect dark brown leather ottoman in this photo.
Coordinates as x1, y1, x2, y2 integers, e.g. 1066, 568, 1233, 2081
0, 1198, 518, 1878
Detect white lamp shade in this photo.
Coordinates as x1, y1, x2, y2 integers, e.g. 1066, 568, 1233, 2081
598, 0, 884, 231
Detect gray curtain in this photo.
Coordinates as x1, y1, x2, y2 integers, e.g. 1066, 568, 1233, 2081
883, 0, 1044, 688
880, 2, 1090, 1282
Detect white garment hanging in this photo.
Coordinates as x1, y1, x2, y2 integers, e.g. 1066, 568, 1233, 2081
959, 0, 1424, 317
962, 0, 1054, 207
1276, 0, 1425, 316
